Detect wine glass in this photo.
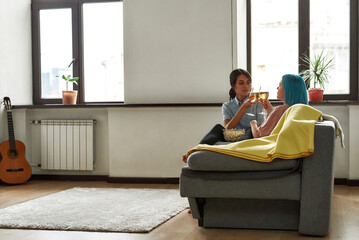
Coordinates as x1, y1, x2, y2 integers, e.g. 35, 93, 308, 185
247, 88, 259, 117
258, 91, 269, 121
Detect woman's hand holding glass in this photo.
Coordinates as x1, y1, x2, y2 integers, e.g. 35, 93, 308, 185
245, 91, 259, 116
259, 91, 269, 103
258, 91, 271, 121
249, 91, 260, 103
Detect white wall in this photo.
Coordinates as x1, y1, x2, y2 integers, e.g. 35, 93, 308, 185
0, 0, 32, 141
124, 0, 232, 104
14, 105, 352, 179
1, 0, 358, 180
315, 105, 349, 178
108, 107, 222, 177
349, 106, 359, 179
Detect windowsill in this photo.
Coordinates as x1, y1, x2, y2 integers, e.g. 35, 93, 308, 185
12, 100, 359, 109
308, 100, 359, 105
12, 103, 223, 109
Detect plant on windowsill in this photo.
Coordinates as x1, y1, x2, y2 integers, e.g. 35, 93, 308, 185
59, 75, 79, 105
299, 50, 334, 102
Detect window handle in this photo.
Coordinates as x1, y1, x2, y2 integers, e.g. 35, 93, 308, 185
68, 58, 76, 68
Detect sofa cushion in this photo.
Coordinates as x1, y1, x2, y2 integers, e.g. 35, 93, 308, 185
187, 150, 300, 171
180, 172, 301, 200
181, 162, 302, 180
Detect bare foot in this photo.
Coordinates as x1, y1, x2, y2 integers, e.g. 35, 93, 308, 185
182, 154, 188, 163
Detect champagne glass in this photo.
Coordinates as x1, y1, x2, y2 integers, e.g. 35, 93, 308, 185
258, 91, 269, 121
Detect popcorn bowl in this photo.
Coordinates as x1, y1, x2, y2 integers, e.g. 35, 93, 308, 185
223, 129, 245, 142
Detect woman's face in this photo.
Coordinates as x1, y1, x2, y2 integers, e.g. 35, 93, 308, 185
232, 75, 251, 98
277, 80, 285, 101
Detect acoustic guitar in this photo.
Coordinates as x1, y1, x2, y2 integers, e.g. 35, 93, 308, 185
0, 97, 32, 184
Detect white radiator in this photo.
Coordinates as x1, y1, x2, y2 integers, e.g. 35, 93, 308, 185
40, 120, 94, 171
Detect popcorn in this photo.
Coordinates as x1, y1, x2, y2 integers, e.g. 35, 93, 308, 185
223, 129, 245, 142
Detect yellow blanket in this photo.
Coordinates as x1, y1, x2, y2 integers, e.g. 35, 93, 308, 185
186, 104, 322, 162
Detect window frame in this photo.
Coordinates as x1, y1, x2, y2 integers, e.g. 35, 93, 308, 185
246, 0, 358, 101
31, 0, 123, 105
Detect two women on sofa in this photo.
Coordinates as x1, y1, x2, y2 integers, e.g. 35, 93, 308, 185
182, 68, 308, 163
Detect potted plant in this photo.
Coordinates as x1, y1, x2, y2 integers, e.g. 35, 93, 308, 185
60, 75, 79, 104
299, 50, 334, 102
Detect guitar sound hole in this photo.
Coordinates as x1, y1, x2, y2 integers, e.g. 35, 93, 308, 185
6, 168, 24, 172
9, 150, 18, 158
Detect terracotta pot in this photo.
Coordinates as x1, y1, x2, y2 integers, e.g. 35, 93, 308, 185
62, 90, 78, 104
308, 89, 324, 102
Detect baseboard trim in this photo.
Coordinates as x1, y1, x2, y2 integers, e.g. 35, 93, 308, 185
30, 175, 180, 184
30, 174, 109, 181
29, 175, 359, 186
334, 178, 359, 186
334, 178, 348, 185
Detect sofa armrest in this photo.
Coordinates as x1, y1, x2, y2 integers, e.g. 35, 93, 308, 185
299, 121, 335, 236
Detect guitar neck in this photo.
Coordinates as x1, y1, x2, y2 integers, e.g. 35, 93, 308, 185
7, 110, 16, 151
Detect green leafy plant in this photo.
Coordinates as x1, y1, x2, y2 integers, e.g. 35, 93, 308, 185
59, 75, 79, 91
299, 50, 334, 90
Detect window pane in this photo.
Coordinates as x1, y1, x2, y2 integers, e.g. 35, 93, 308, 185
40, 9, 73, 98
310, 0, 350, 94
251, 0, 298, 99
83, 2, 124, 102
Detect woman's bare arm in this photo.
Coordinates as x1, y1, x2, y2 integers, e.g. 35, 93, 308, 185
262, 99, 274, 115
250, 120, 260, 138
224, 98, 255, 129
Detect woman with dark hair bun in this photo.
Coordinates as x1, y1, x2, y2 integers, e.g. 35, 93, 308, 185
222, 68, 267, 130
182, 68, 265, 163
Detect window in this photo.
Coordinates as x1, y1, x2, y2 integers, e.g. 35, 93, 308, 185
310, 0, 350, 95
39, 8, 73, 99
250, 0, 298, 98
244, 0, 358, 100
32, 0, 124, 104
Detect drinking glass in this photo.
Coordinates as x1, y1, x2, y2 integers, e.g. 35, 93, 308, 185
247, 89, 259, 117
258, 91, 269, 121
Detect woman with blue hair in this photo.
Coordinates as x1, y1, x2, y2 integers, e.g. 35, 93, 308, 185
250, 74, 308, 138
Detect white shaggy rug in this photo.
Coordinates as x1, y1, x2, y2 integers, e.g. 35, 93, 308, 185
0, 187, 188, 233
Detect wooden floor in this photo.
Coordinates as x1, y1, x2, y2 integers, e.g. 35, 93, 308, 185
0, 180, 358, 240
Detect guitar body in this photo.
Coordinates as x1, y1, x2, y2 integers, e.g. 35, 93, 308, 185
0, 139, 32, 184
0, 97, 32, 184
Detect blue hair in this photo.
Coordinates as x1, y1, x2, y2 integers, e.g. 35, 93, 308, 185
282, 74, 308, 106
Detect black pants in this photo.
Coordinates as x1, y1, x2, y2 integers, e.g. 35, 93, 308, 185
199, 124, 253, 145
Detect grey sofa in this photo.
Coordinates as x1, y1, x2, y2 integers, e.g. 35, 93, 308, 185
180, 121, 335, 236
